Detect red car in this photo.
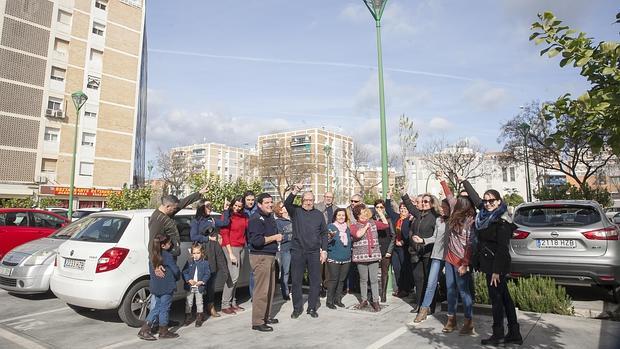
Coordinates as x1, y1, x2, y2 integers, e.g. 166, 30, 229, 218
0, 208, 70, 260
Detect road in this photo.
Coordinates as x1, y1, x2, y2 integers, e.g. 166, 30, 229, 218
0, 287, 619, 349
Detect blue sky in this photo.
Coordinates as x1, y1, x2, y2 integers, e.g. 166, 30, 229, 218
145, 0, 618, 164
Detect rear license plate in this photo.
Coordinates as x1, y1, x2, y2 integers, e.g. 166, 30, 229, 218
64, 258, 85, 270
536, 239, 576, 249
0, 266, 12, 276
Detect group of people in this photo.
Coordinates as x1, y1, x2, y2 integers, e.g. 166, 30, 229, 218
138, 173, 524, 346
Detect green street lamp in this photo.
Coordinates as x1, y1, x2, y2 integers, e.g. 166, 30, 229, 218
363, 0, 390, 199
68, 91, 88, 218
323, 144, 332, 191
518, 122, 532, 202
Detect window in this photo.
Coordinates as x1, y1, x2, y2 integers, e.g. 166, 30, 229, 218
57, 10, 72, 25
69, 216, 131, 243
87, 75, 100, 90
50, 67, 66, 82
42, 158, 57, 172
32, 212, 65, 228
0, 212, 29, 227
79, 162, 94, 176
44, 127, 60, 142
90, 49, 103, 65
92, 22, 105, 36
95, 0, 108, 10
54, 38, 69, 55
502, 167, 508, 182
84, 111, 97, 118
81, 132, 96, 147
47, 97, 63, 110
509, 167, 516, 182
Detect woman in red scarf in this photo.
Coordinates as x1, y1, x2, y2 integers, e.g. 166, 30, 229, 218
350, 205, 389, 312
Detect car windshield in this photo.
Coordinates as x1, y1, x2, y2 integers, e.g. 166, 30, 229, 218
69, 216, 130, 243
50, 220, 88, 240
72, 211, 91, 219
514, 205, 602, 227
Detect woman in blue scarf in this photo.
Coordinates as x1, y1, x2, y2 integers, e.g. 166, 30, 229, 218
461, 179, 523, 346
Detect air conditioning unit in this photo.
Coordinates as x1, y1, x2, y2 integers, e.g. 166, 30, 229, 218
36, 175, 48, 184
54, 110, 64, 118
45, 109, 54, 117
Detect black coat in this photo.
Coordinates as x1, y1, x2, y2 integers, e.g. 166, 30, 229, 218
204, 240, 229, 278
401, 194, 439, 257
462, 180, 515, 275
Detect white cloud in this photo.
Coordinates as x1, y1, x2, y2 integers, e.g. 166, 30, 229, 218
463, 81, 510, 112
428, 117, 453, 131
339, 3, 367, 22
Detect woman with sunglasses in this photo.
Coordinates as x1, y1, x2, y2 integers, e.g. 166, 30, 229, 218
372, 199, 392, 303
385, 194, 412, 298
461, 179, 523, 346
220, 196, 249, 315
401, 190, 441, 313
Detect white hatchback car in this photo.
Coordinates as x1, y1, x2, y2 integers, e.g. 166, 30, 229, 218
50, 209, 250, 327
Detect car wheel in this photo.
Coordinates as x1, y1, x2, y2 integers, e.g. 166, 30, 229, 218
118, 279, 150, 327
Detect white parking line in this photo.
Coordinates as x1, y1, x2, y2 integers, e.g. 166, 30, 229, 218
364, 326, 408, 349
0, 327, 48, 349
0, 308, 69, 324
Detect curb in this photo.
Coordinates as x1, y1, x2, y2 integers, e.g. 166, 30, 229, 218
439, 301, 495, 316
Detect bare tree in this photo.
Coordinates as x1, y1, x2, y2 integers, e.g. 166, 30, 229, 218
399, 114, 418, 180
423, 138, 486, 192
156, 149, 190, 196
259, 144, 315, 201
343, 145, 398, 199
499, 101, 616, 197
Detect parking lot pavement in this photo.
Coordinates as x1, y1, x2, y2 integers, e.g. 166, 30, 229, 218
1, 289, 619, 349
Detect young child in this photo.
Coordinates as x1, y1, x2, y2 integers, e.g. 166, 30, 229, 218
182, 242, 211, 327
138, 233, 180, 340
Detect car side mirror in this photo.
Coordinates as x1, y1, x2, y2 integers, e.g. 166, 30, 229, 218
613, 217, 620, 224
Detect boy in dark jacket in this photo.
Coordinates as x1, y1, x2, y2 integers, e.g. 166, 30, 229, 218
182, 243, 211, 327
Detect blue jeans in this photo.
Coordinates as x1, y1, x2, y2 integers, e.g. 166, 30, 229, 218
146, 293, 173, 326
445, 263, 473, 319
421, 258, 444, 308
279, 250, 291, 297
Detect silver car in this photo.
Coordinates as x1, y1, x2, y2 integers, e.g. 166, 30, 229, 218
0, 222, 79, 294
510, 200, 620, 303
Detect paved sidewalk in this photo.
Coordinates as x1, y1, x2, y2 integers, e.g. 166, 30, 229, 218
99, 294, 620, 349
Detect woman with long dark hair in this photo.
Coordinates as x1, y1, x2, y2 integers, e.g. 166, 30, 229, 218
274, 202, 293, 300
442, 196, 476, 335
220, 196, 249, 315
462, 179, 523, 345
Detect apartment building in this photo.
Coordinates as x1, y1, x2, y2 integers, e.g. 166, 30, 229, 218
352, 166, 397, 200
171, 142, 259, 183
257, 128, 354, 204
0, 0, 147, 208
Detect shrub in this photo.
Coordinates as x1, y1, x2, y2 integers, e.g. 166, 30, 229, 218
507, 276, 574, 315
474, 272, 490, 305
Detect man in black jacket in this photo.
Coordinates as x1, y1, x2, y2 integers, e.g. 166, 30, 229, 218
285, 183, 328, 319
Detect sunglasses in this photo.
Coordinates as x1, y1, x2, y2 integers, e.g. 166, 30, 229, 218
375, 205, 384, 209
482, 199, 498, 204
351, 200, 360, 203
421, 200, 431, 204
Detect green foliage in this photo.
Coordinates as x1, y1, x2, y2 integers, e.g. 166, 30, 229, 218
189, 172, 263, 212
534, 183, 612, 207
0, 197, 35, 208
474, 272, 490, 305
106, 186, 154, 210
38, 197, 60, 208
503, 193, 525, 207
508, 276, 574, 315
531, 12, 620, 154
364, 191, 380, 205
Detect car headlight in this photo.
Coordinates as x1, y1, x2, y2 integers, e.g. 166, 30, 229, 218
23, 250, 55, 266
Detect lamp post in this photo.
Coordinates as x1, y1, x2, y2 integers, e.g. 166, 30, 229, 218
363, 0, 389, 199
323, 144, 332, 192
68, 91, 88, 218
519, 123, 532, 202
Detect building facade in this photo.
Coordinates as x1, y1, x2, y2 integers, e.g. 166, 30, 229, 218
258, 128, 354, 204
170, 142, 259, 196
0, 0, 147, 208
352, 166, 397, 200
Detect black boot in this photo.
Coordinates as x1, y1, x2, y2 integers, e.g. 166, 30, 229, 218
504, 323, 523, 345
481, 325, 504, 346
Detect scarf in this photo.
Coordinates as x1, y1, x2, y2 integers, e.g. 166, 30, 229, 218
475, 203, 508, 230
333, 221, 348, 246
